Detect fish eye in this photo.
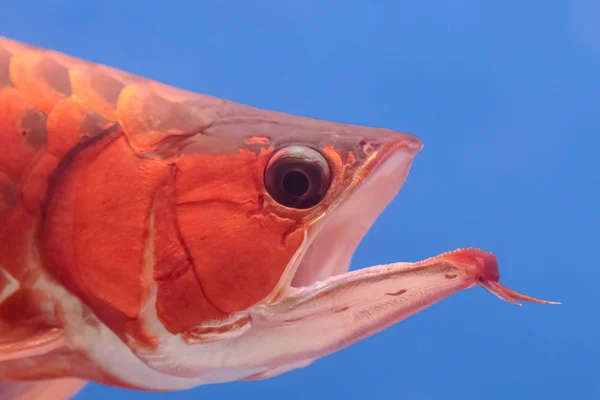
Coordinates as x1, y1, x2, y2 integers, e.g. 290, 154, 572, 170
264, 146, 331, 209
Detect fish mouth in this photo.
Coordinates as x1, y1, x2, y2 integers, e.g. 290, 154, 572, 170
289, 134, 423, 289
282, 133, 559, 306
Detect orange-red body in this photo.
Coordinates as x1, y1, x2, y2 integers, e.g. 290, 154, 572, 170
0, 36, 558, 400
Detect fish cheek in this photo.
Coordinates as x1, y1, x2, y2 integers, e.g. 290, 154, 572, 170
173, 151, 304, 314
176, 202, 303, 314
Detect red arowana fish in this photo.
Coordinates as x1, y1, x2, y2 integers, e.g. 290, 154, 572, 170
0, 35, 558, 400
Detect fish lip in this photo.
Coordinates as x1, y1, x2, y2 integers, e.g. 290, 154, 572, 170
278, 132, 423, 295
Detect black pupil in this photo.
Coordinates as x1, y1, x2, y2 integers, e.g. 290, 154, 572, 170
282, 170, 310, 197
264, 149, 331, 210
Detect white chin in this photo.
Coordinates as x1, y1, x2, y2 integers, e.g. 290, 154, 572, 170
290, 151, 417, 288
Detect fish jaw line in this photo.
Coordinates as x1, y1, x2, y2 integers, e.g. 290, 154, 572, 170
287, 134, 423, 290
239, 249, 559, 376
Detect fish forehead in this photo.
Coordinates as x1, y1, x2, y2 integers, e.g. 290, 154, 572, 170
121, 81, 422, 157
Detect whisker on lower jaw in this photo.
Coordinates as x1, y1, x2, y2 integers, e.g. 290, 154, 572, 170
479, 280, 561, 306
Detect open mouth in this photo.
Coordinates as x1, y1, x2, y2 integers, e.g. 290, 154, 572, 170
284, 137, 559, 307
290, 140, 422, 289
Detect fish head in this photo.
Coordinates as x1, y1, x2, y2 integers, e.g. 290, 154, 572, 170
161, 98, 424, 323
108, 84, 424, 385
41, 80, 427, 388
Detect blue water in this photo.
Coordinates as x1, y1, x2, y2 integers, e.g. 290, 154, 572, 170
2, 1, 598, 399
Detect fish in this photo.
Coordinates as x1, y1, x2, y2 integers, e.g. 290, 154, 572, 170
0, 35, 559, 399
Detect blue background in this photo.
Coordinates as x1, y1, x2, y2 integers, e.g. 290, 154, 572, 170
1, 1, 597, 399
